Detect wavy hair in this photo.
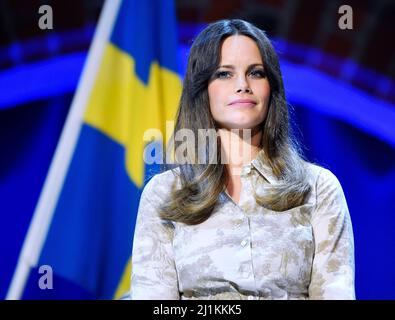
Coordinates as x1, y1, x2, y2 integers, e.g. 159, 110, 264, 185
159, 19, 311, 225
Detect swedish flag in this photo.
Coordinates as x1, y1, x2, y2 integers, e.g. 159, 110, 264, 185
8, 0, 181, 299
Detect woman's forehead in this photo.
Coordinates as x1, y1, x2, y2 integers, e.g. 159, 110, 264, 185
219, 35, 263, 65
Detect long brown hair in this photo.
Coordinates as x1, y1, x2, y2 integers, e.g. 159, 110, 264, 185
160, 19, 311, 225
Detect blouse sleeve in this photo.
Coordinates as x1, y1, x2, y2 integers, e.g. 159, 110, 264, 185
308, 167, 356, 299
130, 175, 180, 300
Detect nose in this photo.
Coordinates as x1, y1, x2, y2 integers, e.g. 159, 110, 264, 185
236, 87, 251, 94
235, 76, 251, 94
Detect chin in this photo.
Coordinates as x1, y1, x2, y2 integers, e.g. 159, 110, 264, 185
220, 122, 261, 131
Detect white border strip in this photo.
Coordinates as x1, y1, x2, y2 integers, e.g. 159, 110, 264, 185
6, 0, 122, 300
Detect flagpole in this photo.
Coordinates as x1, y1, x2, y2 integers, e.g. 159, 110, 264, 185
6, 0, 122, 300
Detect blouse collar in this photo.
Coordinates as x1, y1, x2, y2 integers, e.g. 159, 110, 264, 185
249, 149, 278, 185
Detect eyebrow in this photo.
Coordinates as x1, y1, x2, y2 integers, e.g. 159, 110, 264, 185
218, 63, 264, 69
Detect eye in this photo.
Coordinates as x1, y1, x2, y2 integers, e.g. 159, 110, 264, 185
214, 70, 232, 79
249, 69, 266, 79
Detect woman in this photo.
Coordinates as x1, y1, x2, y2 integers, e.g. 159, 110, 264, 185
130, 19, 355, 300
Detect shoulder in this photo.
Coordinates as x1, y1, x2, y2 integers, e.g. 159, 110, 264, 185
140, 167, 180, 204
303, 162, 343, 192
303, 162, 348, 215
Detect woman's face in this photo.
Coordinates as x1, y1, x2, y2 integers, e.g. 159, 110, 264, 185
208, 35, 270, 130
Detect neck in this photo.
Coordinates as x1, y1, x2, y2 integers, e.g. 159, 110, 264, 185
218, 126, 262, 176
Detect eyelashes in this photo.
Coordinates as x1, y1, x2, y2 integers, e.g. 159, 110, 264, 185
249, 69, 266, 78
214, 71, 232, 79
213, 69, 267, 79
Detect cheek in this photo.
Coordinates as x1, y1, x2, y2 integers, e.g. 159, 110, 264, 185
208, 84, 225, 112
264, 85, 271, 101
254, 81, 271, 102
208, 84, 215, 108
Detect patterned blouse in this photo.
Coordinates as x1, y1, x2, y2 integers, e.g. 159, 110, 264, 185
130, 158, 355, 300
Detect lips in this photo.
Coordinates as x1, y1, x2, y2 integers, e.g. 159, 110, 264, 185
228, 99, 257, 107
